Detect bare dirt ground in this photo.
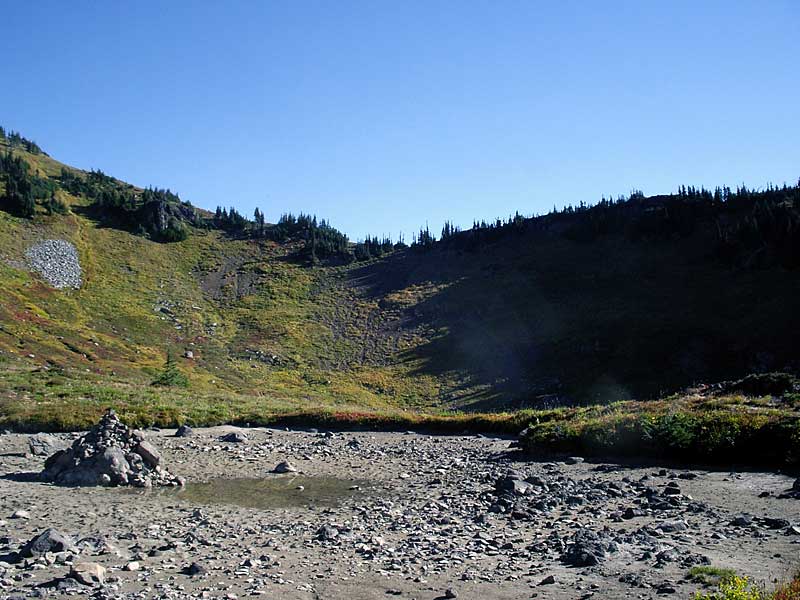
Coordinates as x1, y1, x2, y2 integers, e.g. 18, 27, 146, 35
0, 426, 798, 599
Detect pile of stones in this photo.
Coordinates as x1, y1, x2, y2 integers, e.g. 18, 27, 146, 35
24, 239, 82, 290
41, 409, 183, 487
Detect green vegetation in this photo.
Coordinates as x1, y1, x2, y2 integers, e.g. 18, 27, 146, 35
0, 127, 44, 155
0, 126, 798, 470
151, 352, 188, 387
1, 151, 57, 217
689, 566, 738, 587
694, 573, 800, 600
520, 394, 800, 466
694, 577, 764, 600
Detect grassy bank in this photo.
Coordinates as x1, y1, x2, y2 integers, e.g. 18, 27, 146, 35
2, 367, 798, 467
520, 393, 800, 466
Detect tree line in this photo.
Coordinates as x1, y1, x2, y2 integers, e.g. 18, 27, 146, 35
404, 181, 800, 269
0, 126, 44, 155
0, 152, 64, 217
3, 126, 797, 265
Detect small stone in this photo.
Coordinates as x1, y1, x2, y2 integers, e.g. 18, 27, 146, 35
444, 589, 458, 599
564, 456, 584, 465
10, 510, 29, 519
184, 561, 206, 576
124, 561, 140, 571
316, 525, 339, 541
540, 575, 556, 585
69, 562, 106, 586
175, 425, 193, 437
273, 461, 297, 473
732, 514, 753, 527
763, 517, 790, 529
658, 520, 687, 533
220, 431, 247, 443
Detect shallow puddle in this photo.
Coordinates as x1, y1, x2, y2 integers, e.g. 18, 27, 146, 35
145, 476, 371, 510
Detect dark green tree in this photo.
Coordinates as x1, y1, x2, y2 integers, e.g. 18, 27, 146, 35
151, 351, 189, 387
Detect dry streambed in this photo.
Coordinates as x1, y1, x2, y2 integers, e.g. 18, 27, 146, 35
0, 426, 799, 600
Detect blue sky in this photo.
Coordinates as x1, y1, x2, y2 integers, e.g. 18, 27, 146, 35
2, 1, 798, 240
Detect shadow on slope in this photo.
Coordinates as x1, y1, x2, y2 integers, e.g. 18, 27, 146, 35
346, 224, 800, 409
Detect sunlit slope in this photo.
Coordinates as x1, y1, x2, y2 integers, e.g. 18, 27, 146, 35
0, 144, 443, 412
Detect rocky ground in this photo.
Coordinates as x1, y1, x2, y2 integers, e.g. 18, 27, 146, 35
0, 426, 798, 599
24, 240, 82, 290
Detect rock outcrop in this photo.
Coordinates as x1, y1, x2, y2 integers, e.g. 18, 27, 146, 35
41, 409, 183, 487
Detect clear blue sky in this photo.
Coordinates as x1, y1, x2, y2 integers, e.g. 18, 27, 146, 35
2, 1, 798, 240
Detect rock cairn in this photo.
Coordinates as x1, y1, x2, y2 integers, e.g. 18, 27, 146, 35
24, 239, 82, 290
41, 410, 183, 487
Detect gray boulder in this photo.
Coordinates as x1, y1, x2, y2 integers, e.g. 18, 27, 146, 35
495, 476, 531, 496
28, 434, 67, 457
562, 530, 617, 567
220, 431, 247, 443
20, 529, 76, 558
316, 525, 340, 541
175, 424, 193, 437
134, 440, 161, 467
95, 447, 132, 484
273, 461, 297, 473
69, 562, 106, 586
42, 448, 76, 480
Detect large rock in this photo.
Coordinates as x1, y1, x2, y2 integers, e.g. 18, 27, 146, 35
495, 475, 531, 496
95, 447, 133, 483
28, 434, 67, 457
20, 529, 76, 558
562, 530, 617, 567
220, 431, 247, 443
273, 461, 297, 473
175, 424, 193, 437
69, 562, 106, 586
134, 440, 161, 467
40, 409, 182, 488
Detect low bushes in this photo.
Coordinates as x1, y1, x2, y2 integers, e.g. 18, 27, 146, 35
521, 399, 800, 466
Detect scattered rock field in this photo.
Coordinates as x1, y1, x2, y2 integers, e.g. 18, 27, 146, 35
0, 427, 798, 599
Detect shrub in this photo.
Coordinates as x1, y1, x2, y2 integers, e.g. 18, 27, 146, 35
771, 573, 800, 600
689, 566, 737, 587
727, 373, 798, 397
694, 576, 763, 600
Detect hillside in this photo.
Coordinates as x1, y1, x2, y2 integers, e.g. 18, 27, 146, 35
1, 129, 799, 431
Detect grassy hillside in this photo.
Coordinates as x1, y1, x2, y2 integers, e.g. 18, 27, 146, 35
0, 135, 448, 422
1, 132, 799, 454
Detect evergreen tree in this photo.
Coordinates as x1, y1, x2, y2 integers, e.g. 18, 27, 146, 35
151, 351, 189, 387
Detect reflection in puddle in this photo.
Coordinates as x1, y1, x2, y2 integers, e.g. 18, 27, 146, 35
143, 476, 371, 509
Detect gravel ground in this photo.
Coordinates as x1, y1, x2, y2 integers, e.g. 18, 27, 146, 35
24, 240, 82, 290
0, 427, 798, 599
